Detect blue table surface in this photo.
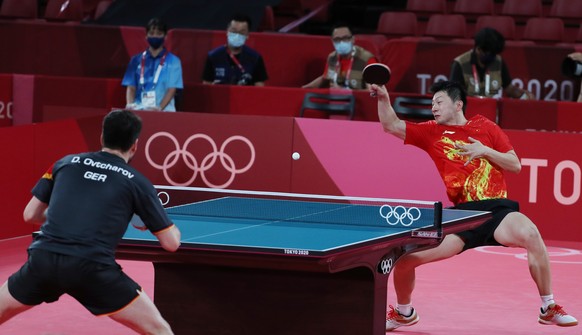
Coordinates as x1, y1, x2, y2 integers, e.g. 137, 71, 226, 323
122, 197, 489, 254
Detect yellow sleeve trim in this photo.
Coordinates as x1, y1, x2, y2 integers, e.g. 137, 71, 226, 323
153, 224, 175, 235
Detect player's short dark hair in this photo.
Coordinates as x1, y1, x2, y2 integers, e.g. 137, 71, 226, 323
102, 110, 142, 152
228, 13, 252, 30
146, 18, 168, 35
474, 27, 505, 55
430, 80, 467, 112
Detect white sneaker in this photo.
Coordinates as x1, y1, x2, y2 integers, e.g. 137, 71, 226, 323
538, 304, 578, 327
386, 305, 420, 331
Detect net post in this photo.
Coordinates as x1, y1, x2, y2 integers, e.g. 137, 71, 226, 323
433, 201, 443, 239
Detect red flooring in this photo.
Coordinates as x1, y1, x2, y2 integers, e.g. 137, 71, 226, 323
1, 236, 581, 335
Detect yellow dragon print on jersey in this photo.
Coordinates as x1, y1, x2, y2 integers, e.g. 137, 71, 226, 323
441, 136, 507, 203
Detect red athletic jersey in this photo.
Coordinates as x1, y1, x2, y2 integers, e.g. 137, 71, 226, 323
404, 115, 514, 205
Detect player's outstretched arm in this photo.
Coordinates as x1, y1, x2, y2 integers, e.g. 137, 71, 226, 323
372, 84, 406, 140
155, 225, 181, 252
23, 196, 48, 224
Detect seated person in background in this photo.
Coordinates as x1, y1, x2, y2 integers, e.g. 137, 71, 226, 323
202, 14, 268, 86
450, 28, 534, 100
303, 24, 378, 90
122, 18, 183, 112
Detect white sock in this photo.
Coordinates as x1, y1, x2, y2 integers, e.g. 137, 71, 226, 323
397, 303, 413, 316
541, 294, 555, 311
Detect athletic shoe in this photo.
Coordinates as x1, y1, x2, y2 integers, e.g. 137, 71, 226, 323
386, 305, 420, 331
538, 304, 578, 326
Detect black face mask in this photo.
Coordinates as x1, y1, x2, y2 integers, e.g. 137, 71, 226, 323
147, 36, 164, 49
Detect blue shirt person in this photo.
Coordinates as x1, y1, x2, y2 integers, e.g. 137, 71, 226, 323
122, 18, 183, 112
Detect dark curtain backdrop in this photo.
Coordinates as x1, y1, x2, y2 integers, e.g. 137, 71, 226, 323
92, 0, 281, 31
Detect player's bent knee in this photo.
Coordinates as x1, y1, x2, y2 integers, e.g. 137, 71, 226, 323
516, 220, 543, 244
497, 213, 542, 246
524, 227, 546, 250
524, 224, 542, 240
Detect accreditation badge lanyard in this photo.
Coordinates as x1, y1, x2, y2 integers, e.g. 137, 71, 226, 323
139, 50, 168, 89
335, 51, 355, 88
227, 49, 247, 75
472, 64, 490, 96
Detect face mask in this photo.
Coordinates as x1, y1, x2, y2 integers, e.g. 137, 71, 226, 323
227, 32, 247, 48
147, 36, 164, 49
480, 53, 496, 65
333, 41, 353, 56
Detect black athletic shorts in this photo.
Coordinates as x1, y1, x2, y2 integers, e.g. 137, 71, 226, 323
8, 248, 141, 316
452, 198, 520, 252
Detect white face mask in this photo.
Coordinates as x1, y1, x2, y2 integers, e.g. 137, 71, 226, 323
227, 32, 247, 48
333, 41, 353, 55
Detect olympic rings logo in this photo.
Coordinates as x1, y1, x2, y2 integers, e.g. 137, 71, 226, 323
145, 132, 255, 188
379, 205, 421, 226
378, 257, 393, 275
157, 191, 170, 206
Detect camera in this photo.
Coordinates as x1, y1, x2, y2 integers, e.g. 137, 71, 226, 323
561, 57, 582, 78
237, 73, 253, 86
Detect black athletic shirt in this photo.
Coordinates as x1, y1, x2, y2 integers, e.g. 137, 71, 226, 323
29, 151, 173, 265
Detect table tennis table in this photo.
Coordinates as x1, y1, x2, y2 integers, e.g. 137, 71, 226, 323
116, 196, 490, 335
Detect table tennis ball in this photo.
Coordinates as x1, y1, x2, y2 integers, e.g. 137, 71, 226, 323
292, 152, 300, 160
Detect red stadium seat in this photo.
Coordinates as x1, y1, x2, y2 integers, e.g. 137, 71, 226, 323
425, 14, 467, 40
406, 0, 447, 16
501, 0, 543, 22
44, 0, 85, 21
0, 0, 38, 19
501, 0, 543, 38
406, 0, 447, 35
548, 0, 582, 42
475, 15, 517, 40
376, 11, 418, 38
549, 0, 582, 21
354, 34, 387, 57
453, 0, 495, 36
522, 17, 565, 44
453, 0, 494, 17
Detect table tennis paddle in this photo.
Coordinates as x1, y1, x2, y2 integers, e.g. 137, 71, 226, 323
363, 63, 391, 86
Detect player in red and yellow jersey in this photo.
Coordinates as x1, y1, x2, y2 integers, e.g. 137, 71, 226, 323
372, 80, 577, 330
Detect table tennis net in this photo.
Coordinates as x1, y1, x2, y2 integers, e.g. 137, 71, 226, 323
166, 194, 439, 229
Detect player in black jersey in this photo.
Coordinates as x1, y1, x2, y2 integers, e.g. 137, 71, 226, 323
0, 110, 181, 334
